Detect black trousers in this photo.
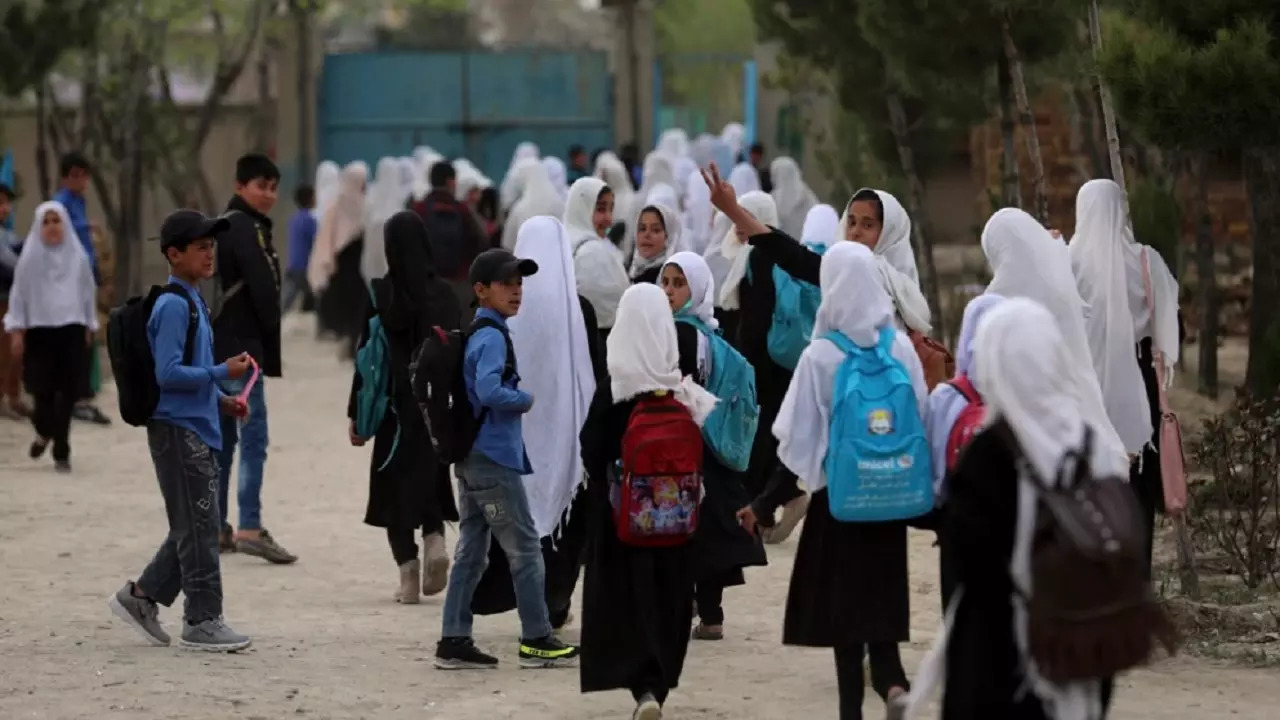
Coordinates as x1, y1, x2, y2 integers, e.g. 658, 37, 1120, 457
136, 422, 224, 624
387, 517, 445, 566
834, 643, 909, 720
694, 580, 725, 626
24, 324, 87, 461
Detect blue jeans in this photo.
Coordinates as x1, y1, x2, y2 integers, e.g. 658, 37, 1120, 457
440, 450, 551, 640
217, 375, 268, 531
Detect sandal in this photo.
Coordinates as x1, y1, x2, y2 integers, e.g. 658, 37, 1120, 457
691, 623, 724, 640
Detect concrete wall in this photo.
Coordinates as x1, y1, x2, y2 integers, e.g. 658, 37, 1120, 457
606, 0, 655, 150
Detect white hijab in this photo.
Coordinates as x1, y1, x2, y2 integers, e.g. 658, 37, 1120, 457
542, 156, 569, 201
682, 170, 714, 254
770, 157, 817, 238
839, 189, 932, 334
309, 161, 367, 292
773, 242, 929, 494
645, 183, 686, 254
633, 152, 677, 216
565, 177, 629, 329
721, 122, 746, 160
630, 203, 682, 280
658, 128, 691, 159
411, 147, 444, 202
982, 208, 1126, 461
607, 283, 718, 425
313, 161, 340, 221
663, 251, 718, 330
502, 158, 564, 251
1068, 179, 1180, 453
801, 204, 839, 247
714, 191, 778, 310
593, 150, 635, 222
361, 156, 406, 281
509, 217, 597, 538
3, 201, 97, 333
728, 162, 760, 195
500, 142, 541, 210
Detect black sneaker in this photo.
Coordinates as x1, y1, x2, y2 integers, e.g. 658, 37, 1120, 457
73, 404, 112, 425
219, 525, 237, 554
518, 634, 579, 669
433, 637, 499, 670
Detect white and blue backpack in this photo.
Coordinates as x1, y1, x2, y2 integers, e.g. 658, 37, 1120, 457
675, 314, 760, 472
822, 326, 933, 522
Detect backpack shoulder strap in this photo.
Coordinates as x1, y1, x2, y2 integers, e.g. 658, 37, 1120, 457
469, 316, 516, 381
877, 325, 897, 353
161, 283, 199, 367
821, 329, 855, 355
948, 374, 980, 403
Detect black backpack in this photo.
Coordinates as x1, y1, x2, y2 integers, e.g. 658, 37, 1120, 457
417, 197, 469, 278
410, 316, 515, 464
106, 284, 199, 427
1022, 426, 1178, 683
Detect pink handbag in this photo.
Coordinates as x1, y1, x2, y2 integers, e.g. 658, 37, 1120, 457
1142, 249, 1188, 515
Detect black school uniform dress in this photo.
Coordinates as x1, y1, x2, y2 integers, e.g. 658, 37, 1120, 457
579, 384, 695, 705
318, 235, 367, 352
674, 322, 768, 617
632, 265, 662, 286
469, 299, 606, 626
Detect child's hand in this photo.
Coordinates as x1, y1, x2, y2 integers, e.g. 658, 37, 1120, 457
735, 505, 758, 536
700, 163, 738, 214
219, 396, 249, 418
349, 420, 367, 447
226, 353, 253, 379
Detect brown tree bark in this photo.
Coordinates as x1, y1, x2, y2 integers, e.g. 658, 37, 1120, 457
1001, 16, 1049, 224
1088, 0, 1126, 191
996, 54, 1021, 208
1189, 153, 1219, 397
885, 89, 944, 339
1244, 146, 1280, 399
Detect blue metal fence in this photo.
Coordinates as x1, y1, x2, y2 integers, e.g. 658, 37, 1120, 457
319, 50, 614, 181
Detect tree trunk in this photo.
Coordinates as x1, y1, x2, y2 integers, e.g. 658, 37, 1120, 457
35, 85, 51, 200
255, 36, 274, 154
885, 89, 944, 339
1244, 145, 1280, 398
1088, 0, 1125, 191
293, 1, 313, 183
1000, 17, 1049, 224
1190, 153, 1218, 397
996, 54, 1021, 208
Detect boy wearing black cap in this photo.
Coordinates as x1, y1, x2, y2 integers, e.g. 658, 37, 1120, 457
436, 249, 580, 670
109, 210, 255, 652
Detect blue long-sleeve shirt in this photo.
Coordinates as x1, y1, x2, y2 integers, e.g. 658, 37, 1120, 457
148, 276, 230, 451
52, 188, 98, 281
286, 209, 317, 274
464, 308, 533, 473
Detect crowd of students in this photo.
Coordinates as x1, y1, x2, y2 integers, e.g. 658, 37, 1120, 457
3, 122, 1186, 719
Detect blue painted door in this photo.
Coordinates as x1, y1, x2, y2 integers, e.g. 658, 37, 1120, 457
319, 50, 614, 182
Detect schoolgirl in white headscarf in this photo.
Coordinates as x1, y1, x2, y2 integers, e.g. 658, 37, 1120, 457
657, 128, 691, 159
772, 241, 926, 718
903, 298, 1147, 720
838, 189, 932, 334
682, 167, 714, 254
310, 161, 368, 293
982, 208, 1126, 462
593, 150, 635, 220
721, 122, 746, 162
411, 147, 443, 202
501, 157, 564, 251
313, 160, 340, 221
565, 177, 629, 331
509, 216, 597, 538
629, 151, 678, 231
801, 204, 839, 247
727, 162, 761, 196
4, 201, 97, 469
542, 156, 570, 202
362, 157, 408, 281
629, 203, 683, 284
1068, 179, 1180, 454
770, 157, 818, 238
500, 141, 540, 211
711, 191, 778, 311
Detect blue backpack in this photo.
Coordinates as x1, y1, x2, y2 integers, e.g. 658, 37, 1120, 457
675, 315, 760, 472
822, 326, 932, 522
354, 285, 399, 471
752, 242, 827, 371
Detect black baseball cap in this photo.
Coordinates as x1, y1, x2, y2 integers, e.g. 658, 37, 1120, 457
469, 248, 538, 285
159, 209, 230, 251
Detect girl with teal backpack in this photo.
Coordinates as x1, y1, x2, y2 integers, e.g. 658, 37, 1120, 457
660, 252, 767, 642
771, 242, 931, 720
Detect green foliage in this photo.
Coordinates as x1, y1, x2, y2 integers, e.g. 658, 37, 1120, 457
0, 0, 100, 97
654, 0, 757, 133
1129, 175, 1183, 275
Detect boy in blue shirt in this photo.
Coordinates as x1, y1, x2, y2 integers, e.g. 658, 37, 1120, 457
281, 184, 316, 313
435, 249, 580, 670
108, 210, 255, 652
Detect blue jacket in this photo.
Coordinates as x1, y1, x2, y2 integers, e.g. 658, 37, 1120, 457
148, 277, 230, 451
464, 308, 533, 473
52, 188, 98, 281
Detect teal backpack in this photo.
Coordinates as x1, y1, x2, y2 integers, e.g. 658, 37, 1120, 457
823, 326, 932, 522
354, 285, 399, 471
674, 314, 760, 472
750, 242, 828, 371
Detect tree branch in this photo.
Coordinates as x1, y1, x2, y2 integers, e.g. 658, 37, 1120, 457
193, 0, 267, 150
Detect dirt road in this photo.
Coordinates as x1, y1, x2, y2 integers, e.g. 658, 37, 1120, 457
0, 318, 1274, 719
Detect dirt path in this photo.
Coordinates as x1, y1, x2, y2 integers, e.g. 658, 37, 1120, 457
0, 318, 1275, 719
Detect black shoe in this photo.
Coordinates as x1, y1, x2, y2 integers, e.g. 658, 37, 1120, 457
29, 438, 48, 459
219, 525, 237, 554
433, 637, 499, 670
54, 460, 71, 474
518, 634, 579, 669
73, 404, 112, 425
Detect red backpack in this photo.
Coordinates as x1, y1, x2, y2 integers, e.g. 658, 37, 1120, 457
945, 374, 986, 472
609, 392, 704, 547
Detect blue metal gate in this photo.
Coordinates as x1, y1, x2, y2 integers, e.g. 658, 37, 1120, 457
319, 50, 614, 181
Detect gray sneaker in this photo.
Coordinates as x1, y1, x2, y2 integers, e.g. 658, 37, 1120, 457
235, 528, 298, 565
108, 582, 171, 646
179, 618, 252, 652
